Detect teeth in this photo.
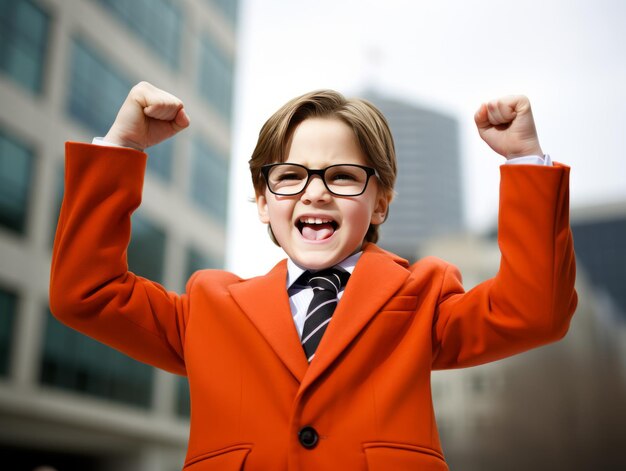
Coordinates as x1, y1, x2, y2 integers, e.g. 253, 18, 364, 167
300, 217, 332, 225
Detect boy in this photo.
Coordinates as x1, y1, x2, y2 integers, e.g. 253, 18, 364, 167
50, 81, 577, 470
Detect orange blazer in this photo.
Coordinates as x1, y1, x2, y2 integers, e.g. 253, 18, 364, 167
50, 143, 577, 471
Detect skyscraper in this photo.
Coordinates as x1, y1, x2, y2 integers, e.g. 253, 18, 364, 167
364, 92, 463, 262
0, 1, 238, 469
570, 200, 626, 322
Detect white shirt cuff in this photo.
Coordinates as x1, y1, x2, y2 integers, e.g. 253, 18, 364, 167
505, 154, 552, 166
92, 137, 142, 150
93, 137, 122, 147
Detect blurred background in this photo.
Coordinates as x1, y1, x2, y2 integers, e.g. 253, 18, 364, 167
0, 0, 624, 470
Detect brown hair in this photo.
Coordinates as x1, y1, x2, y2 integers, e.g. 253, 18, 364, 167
249, 89, 397, 244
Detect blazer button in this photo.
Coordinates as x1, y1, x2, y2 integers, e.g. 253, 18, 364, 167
298, 426, 319, 449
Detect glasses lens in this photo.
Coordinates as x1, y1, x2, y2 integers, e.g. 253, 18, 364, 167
325, 165, 368, 195
267, 164, 308, 195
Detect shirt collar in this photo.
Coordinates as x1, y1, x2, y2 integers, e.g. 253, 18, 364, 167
286, 251, 362, 289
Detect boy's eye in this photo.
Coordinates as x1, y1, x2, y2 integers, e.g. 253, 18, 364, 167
326, 166, 364, 185
270, 169, 306, 188
276, 172, 303, 181
330, 172, 357, 182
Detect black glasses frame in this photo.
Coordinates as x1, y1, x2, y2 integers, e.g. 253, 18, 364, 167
261, 163, 378, 196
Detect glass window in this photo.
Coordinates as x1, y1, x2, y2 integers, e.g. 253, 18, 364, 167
189, 137, 229, 224
573, 218, 626, 319
146, 138, 174, 182
198, 33, 234, 122
40, 311, 154, 408
211, 0, 239, 26
0, 0, 50, 93
0, 128, 34, 234
182, 245, 221, 291
0, 286, 18, 377
186, 246, 220, 278
128, 213, 167, 285
175, 376, 190, 417
95, 0, 182, 69
67, 38, 132, 135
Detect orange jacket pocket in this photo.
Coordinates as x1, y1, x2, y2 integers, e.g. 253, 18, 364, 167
380, 296, 418, 313
363, 441, 448, 471
184, 444, 252, 470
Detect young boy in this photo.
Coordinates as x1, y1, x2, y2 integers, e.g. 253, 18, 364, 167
50, 81, 577, 470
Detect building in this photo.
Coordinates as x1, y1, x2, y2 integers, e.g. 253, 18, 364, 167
570, 201, 626, 319
363, 91, 463, 262
424, 227, 626, 470
570, 200, 626, 369
0, 0, 238, 469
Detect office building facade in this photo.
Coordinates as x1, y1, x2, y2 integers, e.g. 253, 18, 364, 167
0, 0, 238, 469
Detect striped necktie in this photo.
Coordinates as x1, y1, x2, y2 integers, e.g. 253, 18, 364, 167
299, 268, 350, 362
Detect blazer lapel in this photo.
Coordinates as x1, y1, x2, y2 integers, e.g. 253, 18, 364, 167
228, 260, 308, 383
300, 244, 410, 392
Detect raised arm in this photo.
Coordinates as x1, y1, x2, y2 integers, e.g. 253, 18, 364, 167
432, 96, 577, 368
49, 83, 192, 374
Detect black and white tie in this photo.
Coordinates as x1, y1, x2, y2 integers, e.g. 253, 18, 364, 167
299, 268, 350, 362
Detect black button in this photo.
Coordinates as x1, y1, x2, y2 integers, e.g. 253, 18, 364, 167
298, 426, 319, 449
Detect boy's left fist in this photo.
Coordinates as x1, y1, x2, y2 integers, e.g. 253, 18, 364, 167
474, 95, 543, 159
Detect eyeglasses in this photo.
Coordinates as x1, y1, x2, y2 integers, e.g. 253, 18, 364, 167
261, 163, 378, 196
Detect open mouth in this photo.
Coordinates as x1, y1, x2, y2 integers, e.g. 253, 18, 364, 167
296, 217, 339, 241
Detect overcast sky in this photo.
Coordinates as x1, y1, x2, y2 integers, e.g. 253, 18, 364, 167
225, 0, 626, 277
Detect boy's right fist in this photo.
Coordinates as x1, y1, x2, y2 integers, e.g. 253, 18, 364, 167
104, 81, 190, 151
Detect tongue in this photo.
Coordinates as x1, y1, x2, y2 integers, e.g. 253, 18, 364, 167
301, 223, 334, 241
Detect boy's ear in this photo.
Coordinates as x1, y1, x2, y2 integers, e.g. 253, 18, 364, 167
370, 190, 391, 225
256, 194, 270, 224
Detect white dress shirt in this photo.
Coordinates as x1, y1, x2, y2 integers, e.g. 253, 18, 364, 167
286, 252, 361, 338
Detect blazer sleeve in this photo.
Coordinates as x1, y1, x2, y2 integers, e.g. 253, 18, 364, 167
49, 142, 188, 375
431, 163, 577, 369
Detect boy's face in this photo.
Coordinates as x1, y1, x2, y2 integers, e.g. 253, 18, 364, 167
256, 117, 389, 270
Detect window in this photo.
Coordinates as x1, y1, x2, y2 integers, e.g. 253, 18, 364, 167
186, 246, 220, 279
0, 0, 50, 93
175, 376, 190, 417
95, 0, 182, 69
573, 218, 626, 319
0, 286, 18, 376
146, 138, 174, 182
211, 0, 239, 26
189, 137, 229, 224
40, 312, 154, 407
198, 34, 234, 121
0, 128, 34, 234
182, 245, 221, 291
67, 38, 132, 135
128, 213, 167, 285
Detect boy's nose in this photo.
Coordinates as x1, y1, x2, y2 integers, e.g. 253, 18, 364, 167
301, 175, 331, 202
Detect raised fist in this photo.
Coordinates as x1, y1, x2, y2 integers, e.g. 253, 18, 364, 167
474, 95, 543, 159
104, 81, 190, 151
